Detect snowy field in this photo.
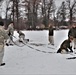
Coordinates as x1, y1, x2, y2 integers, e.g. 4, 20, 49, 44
0, 29, 76, 75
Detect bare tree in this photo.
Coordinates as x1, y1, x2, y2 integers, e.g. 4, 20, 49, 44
66, 0, 76, 25
7, 0, 20, 29
0, 0, 4, 18
56, 1, 66, 26
5, 0, 12, 27
22, 0, 41, 29
40, 0, 56, 27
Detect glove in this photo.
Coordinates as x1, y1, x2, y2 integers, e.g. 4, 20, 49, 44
6, 43, 9, 46
8, 32, 11, 36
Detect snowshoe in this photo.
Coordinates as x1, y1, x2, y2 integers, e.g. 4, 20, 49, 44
67, 57, 76, 59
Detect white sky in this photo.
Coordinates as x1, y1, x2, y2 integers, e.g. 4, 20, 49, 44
55, 0, 65, 7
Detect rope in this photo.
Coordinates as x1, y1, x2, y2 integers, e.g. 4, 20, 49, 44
25, 43, 57, 54
10, 36, 25, 47
12, 40, 25, 47
11, 36, 57, 54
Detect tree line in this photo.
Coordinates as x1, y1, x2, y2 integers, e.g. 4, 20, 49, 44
0, 0, 76, 30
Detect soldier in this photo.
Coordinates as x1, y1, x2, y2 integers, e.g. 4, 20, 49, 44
17, 30, 25, 42
48, 24, 54, 45
6, 22, 14, 45
0, 21, 8, 66
68, 23, 76, 49
57, 36, 73, 54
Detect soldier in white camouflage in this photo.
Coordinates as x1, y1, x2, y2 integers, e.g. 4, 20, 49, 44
0, 21, 9, 66
6, 22, 14, 45
17, 30, 25, 42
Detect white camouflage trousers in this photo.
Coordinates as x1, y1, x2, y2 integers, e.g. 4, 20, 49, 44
74, 38, 76, 49
19, 35, 25, 42
7, 35, 13, 45
49, 36, 54, 45
0, 45, 4, 65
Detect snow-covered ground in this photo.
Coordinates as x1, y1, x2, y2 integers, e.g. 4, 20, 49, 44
0, 29, 76, 75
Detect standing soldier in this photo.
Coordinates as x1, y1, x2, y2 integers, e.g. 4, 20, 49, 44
68, 23, 76, 49
48, 24, 54, 45
0, 21, 8, 66
6, 22, 14, 45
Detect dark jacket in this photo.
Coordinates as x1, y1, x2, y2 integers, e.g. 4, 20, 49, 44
49, 27, 54, 36
68, 27, 76, 38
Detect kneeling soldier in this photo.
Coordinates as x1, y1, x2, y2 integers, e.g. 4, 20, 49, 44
17, 30, 25, 42
57, 36, 73, 54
